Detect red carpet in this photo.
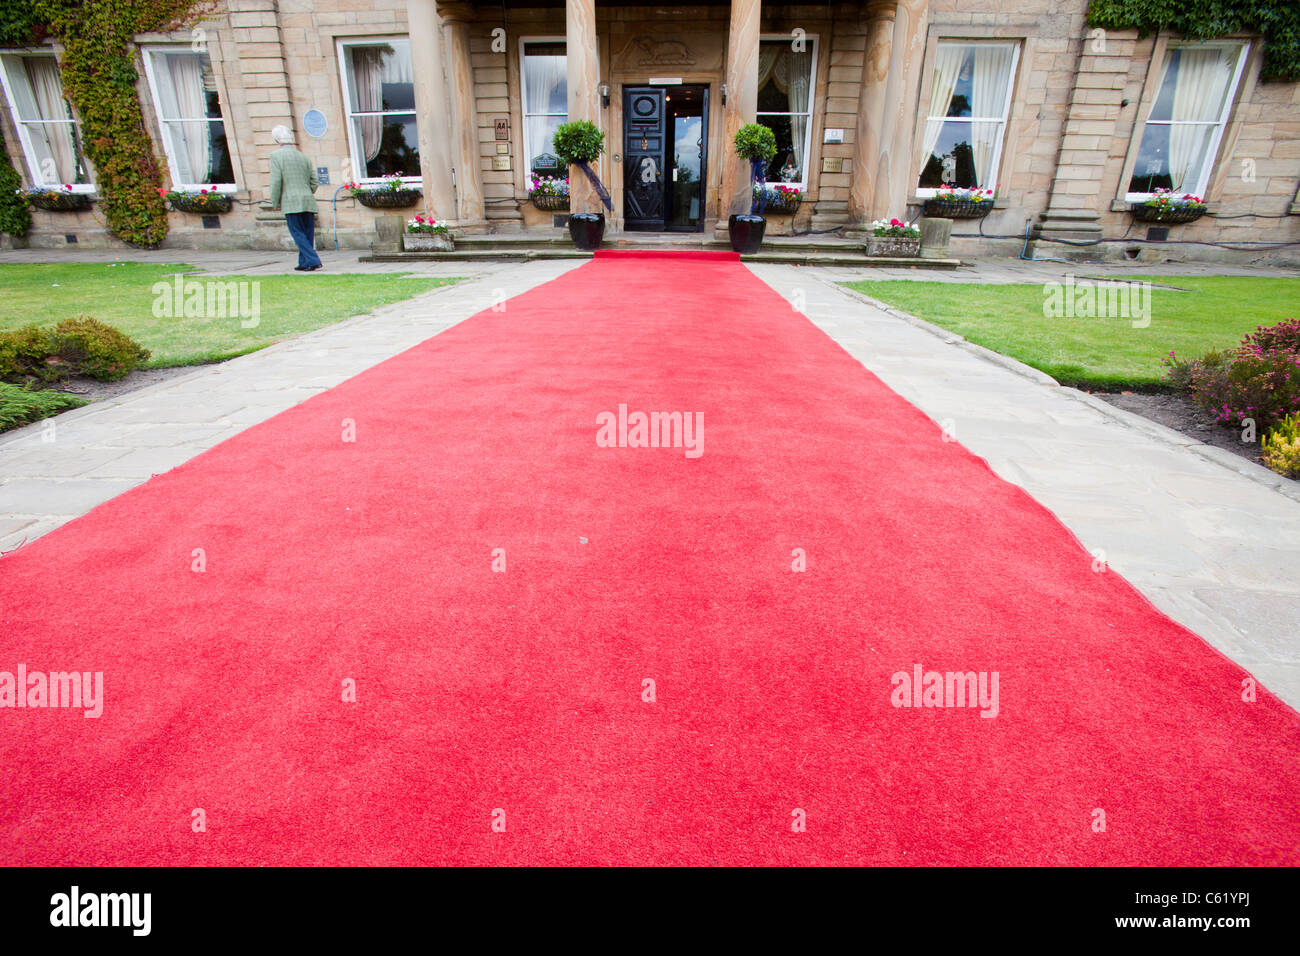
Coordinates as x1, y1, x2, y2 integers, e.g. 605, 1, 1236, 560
2, 250, 1298, 865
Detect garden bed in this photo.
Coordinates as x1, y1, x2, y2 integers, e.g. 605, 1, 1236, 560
1093, 389, 1290, 476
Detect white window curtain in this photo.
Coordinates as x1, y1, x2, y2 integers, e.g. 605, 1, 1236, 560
757, 40, 816, 183
969, 44, 1015, 186
917, 41, 1018, 191
0, 54, 87, 184
522, 43, 567, 169
349, 45, 413, 162
153, 52, 209, 184
921, 45, 966, 164
1167, 48, 1233, 191
787, 47, 812, 177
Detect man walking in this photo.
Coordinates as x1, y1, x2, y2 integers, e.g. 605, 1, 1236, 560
268, 124, 322, 272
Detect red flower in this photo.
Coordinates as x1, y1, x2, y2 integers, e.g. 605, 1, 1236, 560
890, 218, 903, 227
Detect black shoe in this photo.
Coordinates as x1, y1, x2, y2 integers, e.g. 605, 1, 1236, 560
294, 265, 308, 271
308, 265, 323, 271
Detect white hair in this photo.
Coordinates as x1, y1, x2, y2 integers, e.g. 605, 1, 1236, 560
271, 125, 295, 145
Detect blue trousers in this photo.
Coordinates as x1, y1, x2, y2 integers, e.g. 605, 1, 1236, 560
285, 212, 322, 269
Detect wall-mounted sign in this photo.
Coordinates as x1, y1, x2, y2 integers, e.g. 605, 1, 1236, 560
492, 156, 511, 171
822, 157, 844, 174
532, 152, 562, 173
496, 143, 509, 155
494, 118, 510, 141
303, 109, 328, 138
823, 128, 844, 144
316, 166, 330, 185
648, 77, 682, 85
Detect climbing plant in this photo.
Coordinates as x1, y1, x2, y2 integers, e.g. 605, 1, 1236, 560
1087, 0, 1300, 81
9, 1, 213, 246
0, 123, 31, 238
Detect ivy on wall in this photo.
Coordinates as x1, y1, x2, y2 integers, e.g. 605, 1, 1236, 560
0, 0, 210, 246
0, 123, 31, 238
1087, 0, 1300, 82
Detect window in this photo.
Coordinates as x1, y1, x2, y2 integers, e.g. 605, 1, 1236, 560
520, 39, 567, 179
0, 51, 93, 189
756, 37, 817, 186
1126, 42, 1248, 199
339, 38, 418, 183
142, 48, 234, 190
916, 41, 1019, 194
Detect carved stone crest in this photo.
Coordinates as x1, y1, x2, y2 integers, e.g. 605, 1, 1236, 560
631, 36, 696, 66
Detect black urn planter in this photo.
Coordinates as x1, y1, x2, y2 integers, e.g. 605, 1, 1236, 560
728, 214, 766, 254
568, 212, 605, 251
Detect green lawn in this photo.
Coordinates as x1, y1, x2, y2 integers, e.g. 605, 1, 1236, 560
0, 263, 460, 367
844, 275, 1300, 389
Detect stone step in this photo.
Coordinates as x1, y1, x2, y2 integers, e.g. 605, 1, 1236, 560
360, 247, 962, 268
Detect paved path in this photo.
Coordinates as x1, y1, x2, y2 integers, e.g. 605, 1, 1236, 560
3, 250, 1298, 711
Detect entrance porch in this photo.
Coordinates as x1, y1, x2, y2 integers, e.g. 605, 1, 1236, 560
402, 0, 932, 237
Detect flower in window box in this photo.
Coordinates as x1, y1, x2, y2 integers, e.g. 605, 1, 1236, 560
348, 173, 422, 208
752, 183, 802, 212
24, 184, 92, 212
529, 175, 571, 211
161, 188, 233, 214
1131, 187, 1206, 223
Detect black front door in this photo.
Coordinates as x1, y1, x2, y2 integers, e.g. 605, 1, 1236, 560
623, 87, 666, 231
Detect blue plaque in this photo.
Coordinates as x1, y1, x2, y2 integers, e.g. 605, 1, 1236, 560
303, 109, 328, 138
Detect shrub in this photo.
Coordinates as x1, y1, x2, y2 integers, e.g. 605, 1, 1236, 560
1262, 412, 1300, 479
1187, 349, 1300, 430
734, 123, 777, 162
0, 325, 57, 383
1167, 319, 1300, 431
1240, 317, 1300, 356
0, 381, 86, 433
552, 121, 605, 165
1163, 347, 1229, 392
45, 316, 150, 381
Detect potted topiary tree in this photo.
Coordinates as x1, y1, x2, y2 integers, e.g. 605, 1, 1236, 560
553, 120, 610, 250
729, 123, 777, 254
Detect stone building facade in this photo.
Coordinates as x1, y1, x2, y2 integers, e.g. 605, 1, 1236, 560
2, 0, 1298, 261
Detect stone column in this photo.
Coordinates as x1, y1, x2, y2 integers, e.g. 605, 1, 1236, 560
406, 0, 457, 219
440, 3, 485, 223
849, 2, 896, 225
566, 0, 601, 214
715, 0, 761, 235
881, 0, 929, 220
